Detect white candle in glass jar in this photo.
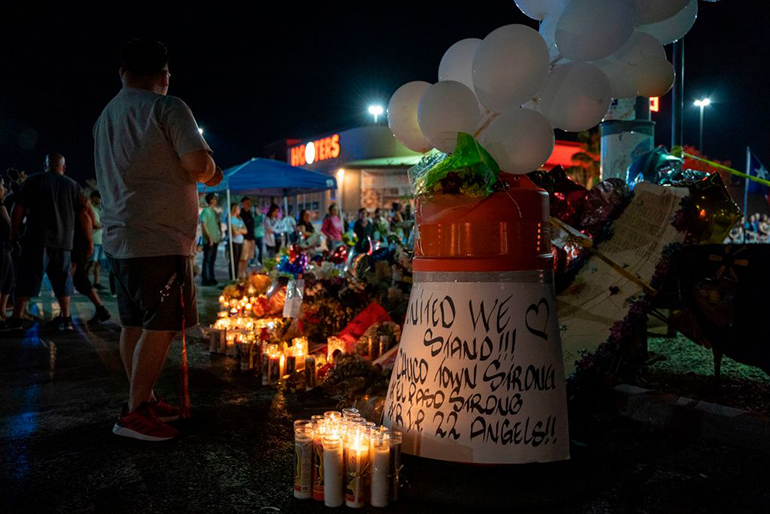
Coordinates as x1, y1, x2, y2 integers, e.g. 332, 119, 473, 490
345, 438, 369, 508
293, 423, 313, 500
370, 433, 390, 507
323, 434, 344, 508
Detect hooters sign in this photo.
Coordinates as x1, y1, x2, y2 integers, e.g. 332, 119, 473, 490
290, 134, 341, 167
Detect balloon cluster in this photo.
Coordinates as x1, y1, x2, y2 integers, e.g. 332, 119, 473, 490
277, 246, 309, 276
388, 0, 698, 175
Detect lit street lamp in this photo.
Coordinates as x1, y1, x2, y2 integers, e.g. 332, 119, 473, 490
368, 105, 384, 123
198, 127, 204, 135
693, 98, 710, 153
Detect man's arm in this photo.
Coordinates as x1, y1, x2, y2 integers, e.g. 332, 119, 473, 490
180, 151, 222, 185
78, 197, 94, 257
0, 205, 10, 237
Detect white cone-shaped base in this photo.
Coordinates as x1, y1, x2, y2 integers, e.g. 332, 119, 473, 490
383, 271, 570, 464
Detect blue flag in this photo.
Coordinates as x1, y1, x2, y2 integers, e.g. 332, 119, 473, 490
747, 149, 769, 194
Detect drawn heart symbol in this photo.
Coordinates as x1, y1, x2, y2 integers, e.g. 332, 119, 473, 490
525, 298, 550, 341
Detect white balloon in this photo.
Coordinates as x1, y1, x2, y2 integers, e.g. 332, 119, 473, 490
635, 0, 689, 25
538, 62, 612, 132
472, 24, 550, 113
635, 57, 675, 97
538, 11, 562, 61
555, 0, 637, 61
515, 0, 567, 21
481, 108, 555, 174
388, 81, 433, 153
418, 81, 480, 154
638, 0, 697, 45
593, 32, 666, 98
438, 38, 482, 92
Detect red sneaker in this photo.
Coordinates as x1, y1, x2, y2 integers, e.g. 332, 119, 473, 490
152, 395, 181, 422
112, 403, 179, 442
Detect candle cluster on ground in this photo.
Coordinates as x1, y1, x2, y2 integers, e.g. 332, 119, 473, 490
209, 307, 326, 386
294, 408, 402, 509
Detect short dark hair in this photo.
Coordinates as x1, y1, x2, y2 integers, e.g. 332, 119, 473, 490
121, 39, 168, 77
90, 190, 101, 199
205, 193, 217, 205
241, 196, 251, 203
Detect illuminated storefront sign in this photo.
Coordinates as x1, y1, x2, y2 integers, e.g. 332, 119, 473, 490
290, 134, 341, 166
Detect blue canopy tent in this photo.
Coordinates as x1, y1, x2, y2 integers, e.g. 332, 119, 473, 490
198, 158, 337, 278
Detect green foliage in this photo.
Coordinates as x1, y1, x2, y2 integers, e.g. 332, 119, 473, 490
648, 334, 770, 382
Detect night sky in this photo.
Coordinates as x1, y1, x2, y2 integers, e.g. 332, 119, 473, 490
0, 1, 766, 184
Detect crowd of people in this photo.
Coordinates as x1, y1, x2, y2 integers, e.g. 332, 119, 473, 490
0, 159, 112, 331
726, 214, 770, 243
196, 197, 415, 286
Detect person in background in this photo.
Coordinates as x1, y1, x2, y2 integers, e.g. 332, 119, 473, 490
88, 190, 105, 290
3, 168, 27, 211
200, 193, 221, 286
391, 201, 404, 221
227, 202, 247, 279
239, 196, 255, 278
71, 195, 111, 324
373, 207, 389, 243
1, 153, 91, 332
282, 208, 298, 245
297, 209, 319, 250
321, 203, 343, 249
757, 214, 770, 243
252, 202, 265, 266
353, 207, 374, 255
94, 39, 222, 441
391, 209, 405, 242
404, 203, 413, 221
0, 180, 12, 322
264, 203, 282, 258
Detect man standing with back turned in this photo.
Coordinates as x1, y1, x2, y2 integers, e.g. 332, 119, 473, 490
94, 40, 222, 441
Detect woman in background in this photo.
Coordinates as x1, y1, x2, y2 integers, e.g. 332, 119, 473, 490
227, 203, 248, 279
321, 203, 343, 250
264, 203, 282, 258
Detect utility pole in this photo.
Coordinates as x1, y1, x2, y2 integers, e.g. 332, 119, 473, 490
671, 38, 684, 151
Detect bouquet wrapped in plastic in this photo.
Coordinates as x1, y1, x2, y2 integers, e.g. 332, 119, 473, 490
408, 132, 500, 200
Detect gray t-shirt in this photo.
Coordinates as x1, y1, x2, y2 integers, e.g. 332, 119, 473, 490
93, 87, 211, 259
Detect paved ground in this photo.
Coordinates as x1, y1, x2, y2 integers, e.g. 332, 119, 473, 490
1, 257, 769, 513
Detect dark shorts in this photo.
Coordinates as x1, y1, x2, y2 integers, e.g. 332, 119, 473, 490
109, 254, 198, 332
16, 243, 73, 298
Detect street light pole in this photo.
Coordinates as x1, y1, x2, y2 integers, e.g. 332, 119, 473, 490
693, 98, 710, 153
698, 104, 704, 152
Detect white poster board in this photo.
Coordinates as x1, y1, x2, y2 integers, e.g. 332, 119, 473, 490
559, 182, 689, 373
383, 278, 570, 464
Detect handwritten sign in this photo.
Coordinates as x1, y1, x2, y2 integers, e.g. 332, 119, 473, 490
383, 279, 570, 464
558, 182, 689, 373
